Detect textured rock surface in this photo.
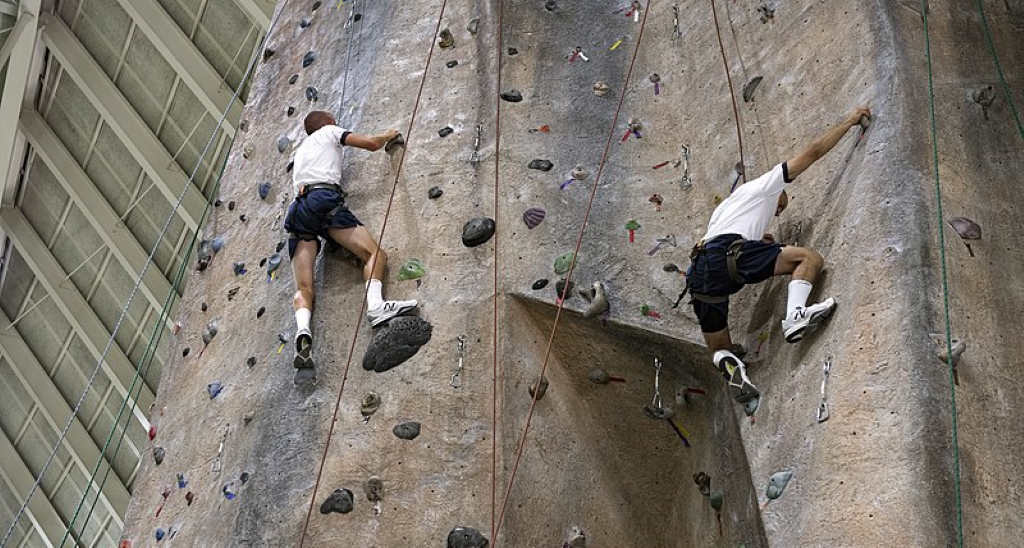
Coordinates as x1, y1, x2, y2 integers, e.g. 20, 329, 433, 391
120, 1, 1023, 547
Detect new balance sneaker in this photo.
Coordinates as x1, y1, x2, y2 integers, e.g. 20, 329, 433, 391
366, 299, 418, 327
293, 328, 314, 369
713, 350, 759, 404
781, 297, 837, 343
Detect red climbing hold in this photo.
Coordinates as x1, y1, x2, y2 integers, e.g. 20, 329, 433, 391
148, 424, 156, 441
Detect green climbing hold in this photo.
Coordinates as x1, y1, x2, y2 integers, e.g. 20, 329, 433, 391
766, 470, 793, 500
709, 490, 723, 511
398, 258, 426, 281
554, 252, 576, 275
624, 219, 640, 231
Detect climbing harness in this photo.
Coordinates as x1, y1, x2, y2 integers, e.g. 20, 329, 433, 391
674, 237, 747, 308
816, 357, 831, 423
450, 335, 466, 388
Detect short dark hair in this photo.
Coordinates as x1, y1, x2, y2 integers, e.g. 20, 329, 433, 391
304, 111, 334, 135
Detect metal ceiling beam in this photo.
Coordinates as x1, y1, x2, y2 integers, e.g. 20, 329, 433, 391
39, 13, 205, 232
0, 426, 70, 547
114, 0, 241, 137
0, 308, 130, 522
233, 0, 273, 31
0, 208, 155, 430
19, 109, 180, 327
0, 0, 41, 209
0, 1, 18, 17
0, 9, 31, 67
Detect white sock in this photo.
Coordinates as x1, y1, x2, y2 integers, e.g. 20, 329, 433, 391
787, 280, 813, 317
366, 279, 384, 310
295, 307, 311, 334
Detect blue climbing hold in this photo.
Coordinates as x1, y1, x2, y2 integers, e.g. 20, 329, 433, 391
155, 528, 165, 541
207, 381, 223, 399
258, 182, 270, 200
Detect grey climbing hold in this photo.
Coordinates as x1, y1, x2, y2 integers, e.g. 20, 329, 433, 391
528, 159, 553, 171
240, 471, 250, 484
593, 81, 610, 97
288, 73, 298, 85
393, 421, 421, 440
299, 17, 311, 29
302, 51, 316, 68
447, 526, 489, 548
214, 199, 223, 207
305, 86, 318, 102
360, 392, 381, 420
522, 207, 546, 229
553, 252, 576, 275
353, 13, 361, 21
287, 106, 295, 117
319, 488, 354, 514
197, 239, 214, 270
529, 376, 549, 400
286, 160, 294, 172
228, 287, 240, 301
276, 240, 286, 253
744, 395, 760, 417
267, 253, 282, 274
262, 48, 275, 62
202, 320, 218, 345
507, 47, 518, 56
544, 0, 557, 11
742, 76, 763, 102
242, 144, 253, 158
709, 490, 723, 511
227, 200, 235, 210
246, 356, 256, 368
663, 263, 679, 273
258, 182, 271, 200
500, 89, 523, 102
439, 28, 455, 49
239, 120, 249, 132
571, 165, 589, 180
564, 526, 586, 548
757, 3, 775, 23
362, 316, 433, 372
693, 472, 711, 496
256, 306, 265, 318
532, 279, 549, 290
766, 470, 793, 500
364, 476, 383, 501
201, 302, 208, 312
467, 18, 480, 34
446, 60, 459, 68
555, 278, 574, 300
588, 368, 610, 384
207, 381, 223, 399
233, 262, 246, 275
439, 126, 454, 138
948, 217, 981, 240
312, 1, 321, 10
153, 446, 165, 465
277, 136, 291, 153
580, 282, 609, 318
462, 217, 496, 247
428, 186, 443, 199
182, 347, 190, 357
211, 237, 225, 253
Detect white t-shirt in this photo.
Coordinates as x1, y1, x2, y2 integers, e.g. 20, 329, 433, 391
292, 125, 350, 195
702, 163, 790, 241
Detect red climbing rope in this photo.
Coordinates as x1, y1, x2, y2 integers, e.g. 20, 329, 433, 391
709, 0, 746, 183
490, 0, 505, 542
297, 1, 449, 545
491, 2, 652, 542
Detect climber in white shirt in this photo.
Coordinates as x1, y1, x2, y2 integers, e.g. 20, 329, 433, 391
685, 106, 871, 404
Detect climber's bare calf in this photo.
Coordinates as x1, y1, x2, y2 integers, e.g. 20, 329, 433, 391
685, 106, 870, 404
285, 111, 417, 372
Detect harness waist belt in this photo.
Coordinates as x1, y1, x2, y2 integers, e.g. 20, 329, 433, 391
299, 182, 342, 196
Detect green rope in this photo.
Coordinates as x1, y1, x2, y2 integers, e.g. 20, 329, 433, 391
975, 0, 1024, 140
59, 140, 234, 546
922, 3, 963, 547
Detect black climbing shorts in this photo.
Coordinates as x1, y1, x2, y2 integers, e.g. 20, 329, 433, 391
283, 188, 362, 258
685, 233, 784, 333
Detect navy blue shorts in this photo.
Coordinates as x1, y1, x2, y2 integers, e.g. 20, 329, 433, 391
685, 234, 784, 333
283, 188, 362, 258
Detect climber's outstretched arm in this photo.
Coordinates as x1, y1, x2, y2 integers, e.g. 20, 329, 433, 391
786, 107, 872, 180
342, 129, 399, 151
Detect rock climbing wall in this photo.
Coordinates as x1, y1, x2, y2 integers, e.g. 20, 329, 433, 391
119, 0, 1023, 546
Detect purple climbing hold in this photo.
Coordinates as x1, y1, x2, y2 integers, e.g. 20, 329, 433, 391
207, 381, 223, 399
522, 207, 546, 229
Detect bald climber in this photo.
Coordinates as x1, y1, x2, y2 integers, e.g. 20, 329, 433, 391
684, 106, 871, 404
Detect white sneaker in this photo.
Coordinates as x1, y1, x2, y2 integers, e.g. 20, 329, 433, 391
781, 297, 837, 343
294, 328, 314, 369
713, 350, 759, 404
366, 299, 418, 327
